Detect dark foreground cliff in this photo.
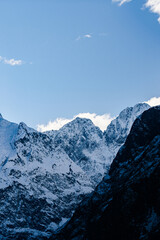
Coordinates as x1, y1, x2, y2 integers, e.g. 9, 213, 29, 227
53, 106, 160, 240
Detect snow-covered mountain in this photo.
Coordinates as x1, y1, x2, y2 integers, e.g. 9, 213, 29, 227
49, 117, 112, 185
46, 103, 150, 185
55, 106, 160, 240
0, 103, 150, 239
0, 116, 93, 239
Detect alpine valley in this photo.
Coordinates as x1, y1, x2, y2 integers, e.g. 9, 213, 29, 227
0, 103, 150, 239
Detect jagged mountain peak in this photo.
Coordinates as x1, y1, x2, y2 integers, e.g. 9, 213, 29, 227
14, 122, 38, 145
104, 102, 150, 152
0, 113, 3, 119
18, 121, 36, 134
118, 102, 149, 120
132, 102, 150, 111
19, 121, 30, 129
47, 116, 107, 185
53, 116, 103, 151
68, 117, 93, 125
44, 117, 97, 140
59, 117, 102, 136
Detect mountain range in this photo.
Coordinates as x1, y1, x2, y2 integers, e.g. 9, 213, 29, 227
0, 103, 150, 239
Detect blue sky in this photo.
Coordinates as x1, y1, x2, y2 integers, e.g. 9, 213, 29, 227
0, 0, 160, 131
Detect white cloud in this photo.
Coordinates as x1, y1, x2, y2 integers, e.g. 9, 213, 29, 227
76, 34, 92, 41
145, 96, 160, 106
84, 34, 92, 38
145, 0, 160, 23
112, 0, 132, 6
37, 118, 71, 132
113, 0, 160, 23
4, 58, 23, 66
0, 56, 23, 66
37, 113, 114, 132
76, 33, 108, 41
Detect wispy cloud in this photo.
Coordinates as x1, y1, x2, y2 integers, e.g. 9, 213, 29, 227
76, 32, 108, 41
4, 58, 23, 66
145, 96, 160, 106
76, 34, 92, 41
84, 34, 92, 38
112, 0, 132, 6
113, 0, 160, 23
0, 56, 24, 66
37, 113, 114, 132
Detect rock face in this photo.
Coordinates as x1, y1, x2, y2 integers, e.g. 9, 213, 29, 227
55, 106, 160, 240
0, 103, 150, 239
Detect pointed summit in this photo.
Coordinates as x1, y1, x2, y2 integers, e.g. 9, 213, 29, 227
103, 103, 150, 156
62, 117, 96, 130
15, 122, 36, 140
0, 113, 3, 119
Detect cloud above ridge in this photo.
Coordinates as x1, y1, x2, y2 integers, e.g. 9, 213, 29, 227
37, 97, 160, 133
37, 113, 114, 132
145, 96, 160, 106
